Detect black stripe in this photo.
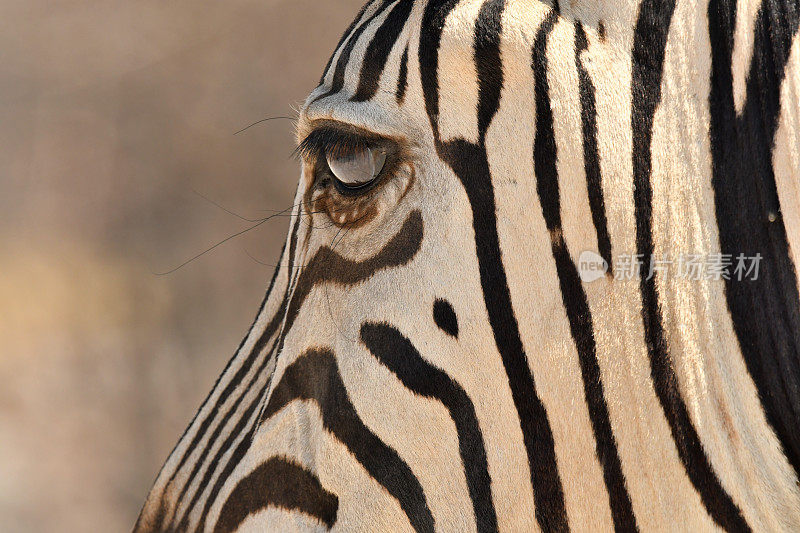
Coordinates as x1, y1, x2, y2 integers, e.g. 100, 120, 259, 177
396, 45, 410, 103
261, 349, 435, 533
315, 0, 396, 102
213, 457, 338, 532
708, 0, 800, 483
419, 0, 459, 137
352, 0, 415, 102
283, 210, 423, 336
533, 12, 638, 531
420, 3, 569, 531
631, 1, 750, 530
319, 0, 375, 86
433, 298, 459, 338
575, 23, 613, 270
474, 0, 505, 140
360, 323, 498, 533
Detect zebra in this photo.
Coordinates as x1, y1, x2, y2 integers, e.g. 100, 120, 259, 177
136, 0, 800, 531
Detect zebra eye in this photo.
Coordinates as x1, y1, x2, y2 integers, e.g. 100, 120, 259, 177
326, 147, 387, 191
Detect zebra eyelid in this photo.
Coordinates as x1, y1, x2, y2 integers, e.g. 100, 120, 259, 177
296, 120, 398, 161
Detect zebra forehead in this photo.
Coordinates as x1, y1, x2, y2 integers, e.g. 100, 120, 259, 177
312, 0, 509, 97
314, 0, 615, 83
304, 1, 515, 144
303, 0, 615, 136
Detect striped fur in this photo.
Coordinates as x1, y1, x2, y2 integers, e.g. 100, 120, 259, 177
136, 1, 800, 531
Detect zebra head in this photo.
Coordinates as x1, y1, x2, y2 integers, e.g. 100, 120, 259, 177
137, 1, 800, 531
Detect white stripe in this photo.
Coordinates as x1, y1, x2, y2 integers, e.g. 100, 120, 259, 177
773, 30, 800, 291
732, 0, 761, 114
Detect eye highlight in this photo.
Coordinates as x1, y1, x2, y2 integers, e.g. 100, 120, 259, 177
327, 147, 386, 189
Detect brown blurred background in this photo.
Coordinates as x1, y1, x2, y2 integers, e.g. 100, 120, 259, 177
0, 1, 364, 530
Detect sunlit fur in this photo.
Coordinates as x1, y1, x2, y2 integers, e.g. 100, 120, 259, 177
137, 1, 800, 531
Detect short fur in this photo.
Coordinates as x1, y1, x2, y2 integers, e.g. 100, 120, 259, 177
136, 1, 800, 531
